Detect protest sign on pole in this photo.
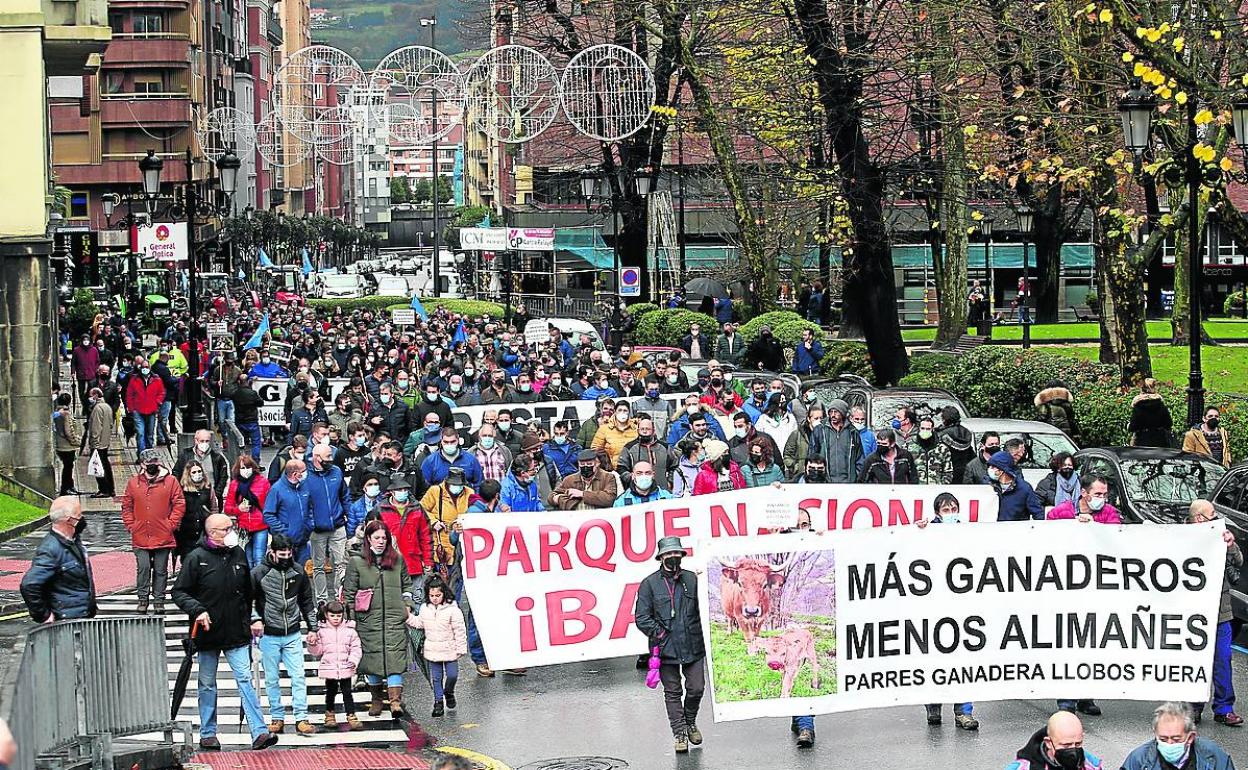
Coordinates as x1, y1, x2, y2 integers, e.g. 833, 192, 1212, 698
698, 522, 1226, 721
459, 484, 999, 669
252, 377, 289, 426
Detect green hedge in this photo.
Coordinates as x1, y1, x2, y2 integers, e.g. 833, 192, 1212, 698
308, 296, 408, 312
821, 341, 876, 381
312, 296, 509, 318
740, 311, 813, 344
627, 302, 660, 321
895, 346, 1248, 455
634, 309, 719, 346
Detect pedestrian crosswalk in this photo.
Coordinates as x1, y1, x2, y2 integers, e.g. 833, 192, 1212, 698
94, 596, 415, 749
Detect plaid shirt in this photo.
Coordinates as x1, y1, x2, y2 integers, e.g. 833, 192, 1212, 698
474, 444, 513, 481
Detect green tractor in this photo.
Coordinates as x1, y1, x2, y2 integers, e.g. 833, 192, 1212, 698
135, 267, 173, 333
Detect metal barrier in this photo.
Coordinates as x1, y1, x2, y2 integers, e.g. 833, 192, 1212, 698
9, 617, 186, 770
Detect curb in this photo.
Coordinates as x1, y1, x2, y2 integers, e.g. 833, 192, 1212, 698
0, 515, 50, 545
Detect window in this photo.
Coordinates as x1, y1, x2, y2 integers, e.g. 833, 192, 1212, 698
104, 72, 124, 94
134, 78, 164, 94
109, 13, 124, 33
1214, 470, 1248, 513
134, 13, 164, 34
69, 192, 88, 219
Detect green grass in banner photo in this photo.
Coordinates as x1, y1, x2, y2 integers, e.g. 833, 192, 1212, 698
709, 623, 837, 702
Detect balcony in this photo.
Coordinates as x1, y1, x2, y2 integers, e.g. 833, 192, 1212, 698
267, 12, 283, 45
55, 151, 189, 187
103, 36, 191, 67
107, 0, 190, 7
100, 94, 192, 126
42, 0, 112, 75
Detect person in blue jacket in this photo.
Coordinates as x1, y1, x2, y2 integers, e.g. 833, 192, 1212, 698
1119, 702, 1235, 770
542, 422, 581, 480
305, 444, 350, 605
263, 459, 313, 563
421, 427, 484, 488
666, 409, 726, 447
499, 456, 544, 512
580, 372, 618, 401
988, 451, 1044, 521
792, 327, 825, 376
19, 497, 96, 622
614, 462, 675, 506
347, 471, 384, 539
248, 350, 288, 379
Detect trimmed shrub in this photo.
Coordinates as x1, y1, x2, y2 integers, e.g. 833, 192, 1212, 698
627, 302, 660, 321
772, 318, 825, 349
1224, 290, 1245, 316
634, 309, 718, 346
423, 298, 508, 318
308, 296, 408, 313
731, 299, 757, 325
315, 296, 508, 318
819, 341, 875, 381
739, 311, 807, 344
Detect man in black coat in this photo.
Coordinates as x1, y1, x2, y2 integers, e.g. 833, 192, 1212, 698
227, 374, 265, 462
367, 383, 413, 444
172, 513, 278, 752
634, 536, 706, 754
19, 497, 96, 622
743, 325, 785, 371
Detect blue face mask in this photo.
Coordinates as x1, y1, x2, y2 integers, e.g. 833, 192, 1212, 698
425, 426, 441, 438
355, 436, 367, 447
393, 490, 409, 503
1156, 740, 1186, 765
646, 388, 660, 398
891, 418, 902, 430
554, 435, 567, 445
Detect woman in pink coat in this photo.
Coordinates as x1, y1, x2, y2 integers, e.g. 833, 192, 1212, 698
405, 578, 466, 717
308, 600, 363, 730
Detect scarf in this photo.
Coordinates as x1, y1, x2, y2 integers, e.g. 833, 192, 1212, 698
235, 475, 260, 509
1055, 472, 1081, 507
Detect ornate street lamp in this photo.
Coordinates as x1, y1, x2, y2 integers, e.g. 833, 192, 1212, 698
1118, 85, 1155, 155
1016, 204, 1034, 349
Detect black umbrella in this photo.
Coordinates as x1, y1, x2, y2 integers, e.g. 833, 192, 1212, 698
170, 624, 198, 720
684, 277, 727, 299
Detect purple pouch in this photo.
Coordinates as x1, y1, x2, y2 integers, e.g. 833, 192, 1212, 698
645, 646, 662, 688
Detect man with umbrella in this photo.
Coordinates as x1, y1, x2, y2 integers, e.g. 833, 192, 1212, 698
171, 513, 278, 751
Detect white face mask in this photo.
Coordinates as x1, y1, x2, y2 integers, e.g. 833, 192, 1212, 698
370, 541, 386, 555
1087, 497, 1107, 511
222, 530, 240, 548
317, 435, 331, 446
239, 468, 253, 479
196, 441, 210, 453
364, 484, 381, 498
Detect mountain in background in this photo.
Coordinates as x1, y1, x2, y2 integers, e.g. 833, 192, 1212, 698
311, 0, 486, 69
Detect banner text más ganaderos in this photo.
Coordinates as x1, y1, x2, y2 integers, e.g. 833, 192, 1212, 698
699, 522, 1227, 721
459, 484, 998, 669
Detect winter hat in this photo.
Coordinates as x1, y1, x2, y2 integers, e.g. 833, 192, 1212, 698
577, 449, 598, 462
655, 536, 688, 560
139, 449, 164, 466
826, 398, 849, 417
446, 467, 466, 484
521, 433, 543, 452
702, 439, 729, 462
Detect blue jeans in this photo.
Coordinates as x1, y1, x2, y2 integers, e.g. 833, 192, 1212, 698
216, 398, 235, 428
238, 422, 262, 461
430, 660, 458, 700
134, 412, 158, 452
455, 582, 487, 665
245, 529, 269, 569
158, 401, 172, 443
1194, 620, 1236, 716
366, 673, 403, 687
198, 644, 267, 740
260, 632, 308, 722
792, 715, 815, 731
928, 703, 973, 715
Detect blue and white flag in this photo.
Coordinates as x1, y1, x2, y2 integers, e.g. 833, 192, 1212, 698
301, 247, 313, 276
257, 247, 274, 269
243, 313, 270, 350
410, 295, 429, 320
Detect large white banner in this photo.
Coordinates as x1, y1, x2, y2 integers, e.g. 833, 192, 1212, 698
253, 377, 289, 426
460, 227, 509, 250
699, 522, 1227, 721
459, 484, 999, 669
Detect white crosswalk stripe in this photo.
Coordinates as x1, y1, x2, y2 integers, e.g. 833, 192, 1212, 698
95, 596, 414, 747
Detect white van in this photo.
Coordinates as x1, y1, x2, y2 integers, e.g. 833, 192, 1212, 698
318, 274, 366, 299
524, 318, 605, 351
375, 275, 411, 297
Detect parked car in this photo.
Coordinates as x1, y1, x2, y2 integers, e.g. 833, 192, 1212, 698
801, 384, 968, 429
961, 418, 1079, 487
1073, 447, 1227, 524
1207, 462, 1248, 632
799, 375, 874, 404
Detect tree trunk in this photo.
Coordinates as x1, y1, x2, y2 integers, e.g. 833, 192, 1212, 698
1103, 239, 1153, 384
934, 98, 969, 346
1031, 186, 1065, 323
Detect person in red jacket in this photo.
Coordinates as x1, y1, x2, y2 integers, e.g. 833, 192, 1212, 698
121, 449, 186, 613
125, 356, 166, 452
377, 475, 432, 579
223, 455, 272, 567
692, 439, 746, 495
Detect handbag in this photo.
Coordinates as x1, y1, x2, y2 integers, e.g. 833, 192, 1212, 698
645, 645, 662, 689
353, 588, 374, 612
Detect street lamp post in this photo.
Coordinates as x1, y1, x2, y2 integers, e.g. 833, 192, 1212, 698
421, 17, 441, 298
1016, 204, 1034, 350
982, 217, 994, 336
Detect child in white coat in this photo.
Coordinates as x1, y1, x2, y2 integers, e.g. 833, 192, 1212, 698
405, 577, 467, 716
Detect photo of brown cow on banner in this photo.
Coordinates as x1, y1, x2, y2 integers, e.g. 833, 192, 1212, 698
704, 541, 837, 708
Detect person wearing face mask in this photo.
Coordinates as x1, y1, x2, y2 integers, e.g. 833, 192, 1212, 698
783, 406, 826, 480
1004, 710, 1102, 770
471, 424, 513, 483
963, 431, 1001, 484
1188, 500, 1244, 727
858, 428, 920, 484
20, 496, 97, 623
986, 450, 1043, 522
421, 466, 474, 571
500, 456, 546, 512
541, 421, 582, 480
692, 439, 746, 495
173, 429, 230, 500
367, 383, 414, 445
347, 472, 385, 548
306, 444, 351, 607
330, 397, 365, 439
377, 474, 434, 581
1035, 452, 1081, 508
633, 376, 675, 435
1122, 702, 1234, 770
248, 348, 288, 379
742, 437, 785, 487
289, 391, 330, 441
591, 401, 639, 467
580, 371, 619, 402
175, 460, 219, 573
810, 399, 864, 483
262, 460, 314, 565
479, 371, 518, 405
538, 371, 574, 402
336, 423, 374, 480
577, 398, 616, 448
226, 374, 265, 462
225, 456, 271, 568
615, 460, 676, 506
634, 537, 707, 754
617, 417, 675, 491
421, 427, 484, 488
416, 382, 454, 427
124, 356, 166, 452
251, 533, 320, 737
699, 368, 741, 415
84, 387, 116, 498
743, 324, 785, 371
911, 417, 953, 484
493, 409, 527, 456
550, 450, 619, 510
121, 449, 186, 614
172, 513, 278, 751
1183, 407, 1232, 468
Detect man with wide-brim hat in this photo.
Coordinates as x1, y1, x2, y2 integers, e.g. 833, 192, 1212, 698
634, 535, 706, 754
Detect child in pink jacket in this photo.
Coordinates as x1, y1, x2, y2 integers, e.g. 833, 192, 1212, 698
405, 577, 467, 717
309, 600, 363, 729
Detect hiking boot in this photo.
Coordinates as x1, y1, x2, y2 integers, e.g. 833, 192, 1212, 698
388, 686, 404, 717
346, 713, 362, 730
432, 699, 445, 717
686, 724, 702, 745
267, 720, 284, 735
1077, 700, 1102, 716
323, 711, 337, 728
955, 714, 980, 731
674, 733, 689, 753
152, 602, 164, 614
296, 720, 316, 736
135, 600, 148, 615
926, 705, 942, 725
476, 663, 495, 678
251, 731, 278, 751
198, 736, 222, 751
445, 691, 457, 709
1215, 712, 1244, 726
368, 686, 385, 717
796, 728, 815, 748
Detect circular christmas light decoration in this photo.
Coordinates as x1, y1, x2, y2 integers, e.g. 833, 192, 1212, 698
312, 106, 358, 166
197, 107, 257, 160
559, 44, 656, 142
371, 45, 464, 145
463, 45, 561, 143
276, 45, 367, 145
255, 110, 312, 168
